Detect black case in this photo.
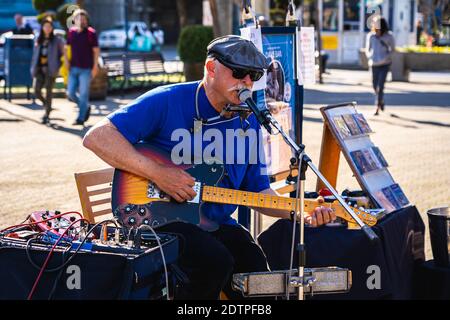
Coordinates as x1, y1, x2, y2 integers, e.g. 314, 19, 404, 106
0, 232, 179, 300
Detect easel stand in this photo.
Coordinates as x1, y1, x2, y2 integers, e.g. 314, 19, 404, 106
267, 115, 379, 301
318, 102, 407, 216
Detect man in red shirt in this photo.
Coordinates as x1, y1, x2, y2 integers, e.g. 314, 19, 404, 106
64, 9, 100, 126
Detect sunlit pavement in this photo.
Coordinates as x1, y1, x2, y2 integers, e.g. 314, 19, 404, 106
0, 68, 449, 259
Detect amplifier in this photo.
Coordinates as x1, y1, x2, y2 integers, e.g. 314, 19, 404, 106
0, 230, 179, 300
232, 267, 352, 297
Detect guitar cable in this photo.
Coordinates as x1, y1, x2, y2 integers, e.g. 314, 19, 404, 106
27, 218, 90, 300
26, 236, 73, 272
47, 249, 71, 300
27, 219, 119, 273
46, 220, 116, 300
27, 219, 119, 300
138, 224, 170, 300
9, 213, 165, 300
0, 211, 84, 236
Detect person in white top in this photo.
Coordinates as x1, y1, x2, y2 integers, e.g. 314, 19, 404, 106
365, 17, 395, 115
150, 22, 164, 52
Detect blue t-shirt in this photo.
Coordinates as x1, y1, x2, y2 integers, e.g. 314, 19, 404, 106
107, 81, 270, 226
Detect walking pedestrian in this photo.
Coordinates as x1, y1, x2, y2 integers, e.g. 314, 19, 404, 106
365, 17, 395, 115
64, 9, 100, 126
12, 13, 33, 35
150, 22, 164, 52
30, 18, 64, 124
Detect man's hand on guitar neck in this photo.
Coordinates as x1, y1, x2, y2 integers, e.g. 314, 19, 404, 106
304, 197, 336, 227
152, 164, 197, 203
254, 190, 336, 227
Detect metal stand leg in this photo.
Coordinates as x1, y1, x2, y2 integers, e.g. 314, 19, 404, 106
260, 104, 379, 300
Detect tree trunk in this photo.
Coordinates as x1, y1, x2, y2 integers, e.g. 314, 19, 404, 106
176, 0, 188, 29
76, 0, 84, 8
209, 0, 233, 37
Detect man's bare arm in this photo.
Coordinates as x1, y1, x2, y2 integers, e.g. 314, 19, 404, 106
83, 118, 196, 202
92, 47, 100, 77
64, 44, 70, 68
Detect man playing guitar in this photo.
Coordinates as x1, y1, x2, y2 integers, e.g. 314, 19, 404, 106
83, 35, 335, 299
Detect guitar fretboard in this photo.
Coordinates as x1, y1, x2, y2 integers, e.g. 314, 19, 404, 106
202, 186, 329, 212
201, 186, 377, 226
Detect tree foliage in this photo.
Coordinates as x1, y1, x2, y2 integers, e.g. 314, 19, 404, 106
177, 25, 214, 63
32, 0, 65, 13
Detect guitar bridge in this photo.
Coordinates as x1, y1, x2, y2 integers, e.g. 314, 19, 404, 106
147, 183, 167, 199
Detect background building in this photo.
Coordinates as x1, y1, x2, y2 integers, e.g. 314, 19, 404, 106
83, 0, 203, 44
0, 0, 37, 33
297, 0, 419, 65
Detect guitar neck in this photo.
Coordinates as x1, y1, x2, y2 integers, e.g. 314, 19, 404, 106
202, 186, 328, 213
201, 185, 377, 226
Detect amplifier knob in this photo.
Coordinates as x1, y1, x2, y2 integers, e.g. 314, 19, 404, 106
143, 219, 149, 225
138, 207, 146, 216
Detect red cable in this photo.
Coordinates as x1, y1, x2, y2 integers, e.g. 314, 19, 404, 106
0, 211, 83, 233
27, 218, 89, 300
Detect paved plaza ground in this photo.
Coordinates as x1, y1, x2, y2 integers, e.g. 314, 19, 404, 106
0, 68, 449, 259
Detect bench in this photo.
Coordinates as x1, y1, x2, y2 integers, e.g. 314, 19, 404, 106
101, 51, 183, 95
0, 45, 4, 81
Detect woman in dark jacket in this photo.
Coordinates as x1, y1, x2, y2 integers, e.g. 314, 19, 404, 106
30, 18, 65, 124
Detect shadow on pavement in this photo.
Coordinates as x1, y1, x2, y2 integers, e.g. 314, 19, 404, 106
0, 118, 24, 123
390, 113, 450, 128
302, 115, 324, 123
370, 117, 419, 129
305, 89, 450, 108
17, 102, 41, 111
0, 107, 46, 126
48, 123, 92, 137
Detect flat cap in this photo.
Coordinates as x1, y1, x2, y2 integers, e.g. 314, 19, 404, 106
207, 35, 269, 71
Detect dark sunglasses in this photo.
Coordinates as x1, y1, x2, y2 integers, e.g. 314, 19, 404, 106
216, 57, 264, 82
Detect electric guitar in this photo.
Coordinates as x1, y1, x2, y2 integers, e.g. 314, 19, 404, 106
111, 143, 377, 231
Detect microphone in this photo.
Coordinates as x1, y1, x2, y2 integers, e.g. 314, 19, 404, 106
238, 89, 272, 134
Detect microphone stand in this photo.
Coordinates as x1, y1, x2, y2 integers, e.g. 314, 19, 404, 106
264, 114, 379, 301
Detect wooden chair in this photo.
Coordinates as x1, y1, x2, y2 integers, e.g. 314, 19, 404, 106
74, 167, 115, 223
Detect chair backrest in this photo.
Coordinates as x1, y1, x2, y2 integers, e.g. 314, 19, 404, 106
74, 167, 115, 223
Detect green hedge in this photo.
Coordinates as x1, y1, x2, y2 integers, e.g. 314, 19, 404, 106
177, 25, 214, 63
56, 3, 78, 31
37, 12, 56, 24
33, 0, 65, 13
397, 46, 450, 54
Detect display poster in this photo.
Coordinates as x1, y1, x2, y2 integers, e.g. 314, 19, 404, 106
240, 27, 266, 91
297, 27, 316, 85
321, 104, 410, 214
255, 32, 296, 176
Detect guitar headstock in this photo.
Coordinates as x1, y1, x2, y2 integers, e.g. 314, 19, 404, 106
331, 201, 378, 227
